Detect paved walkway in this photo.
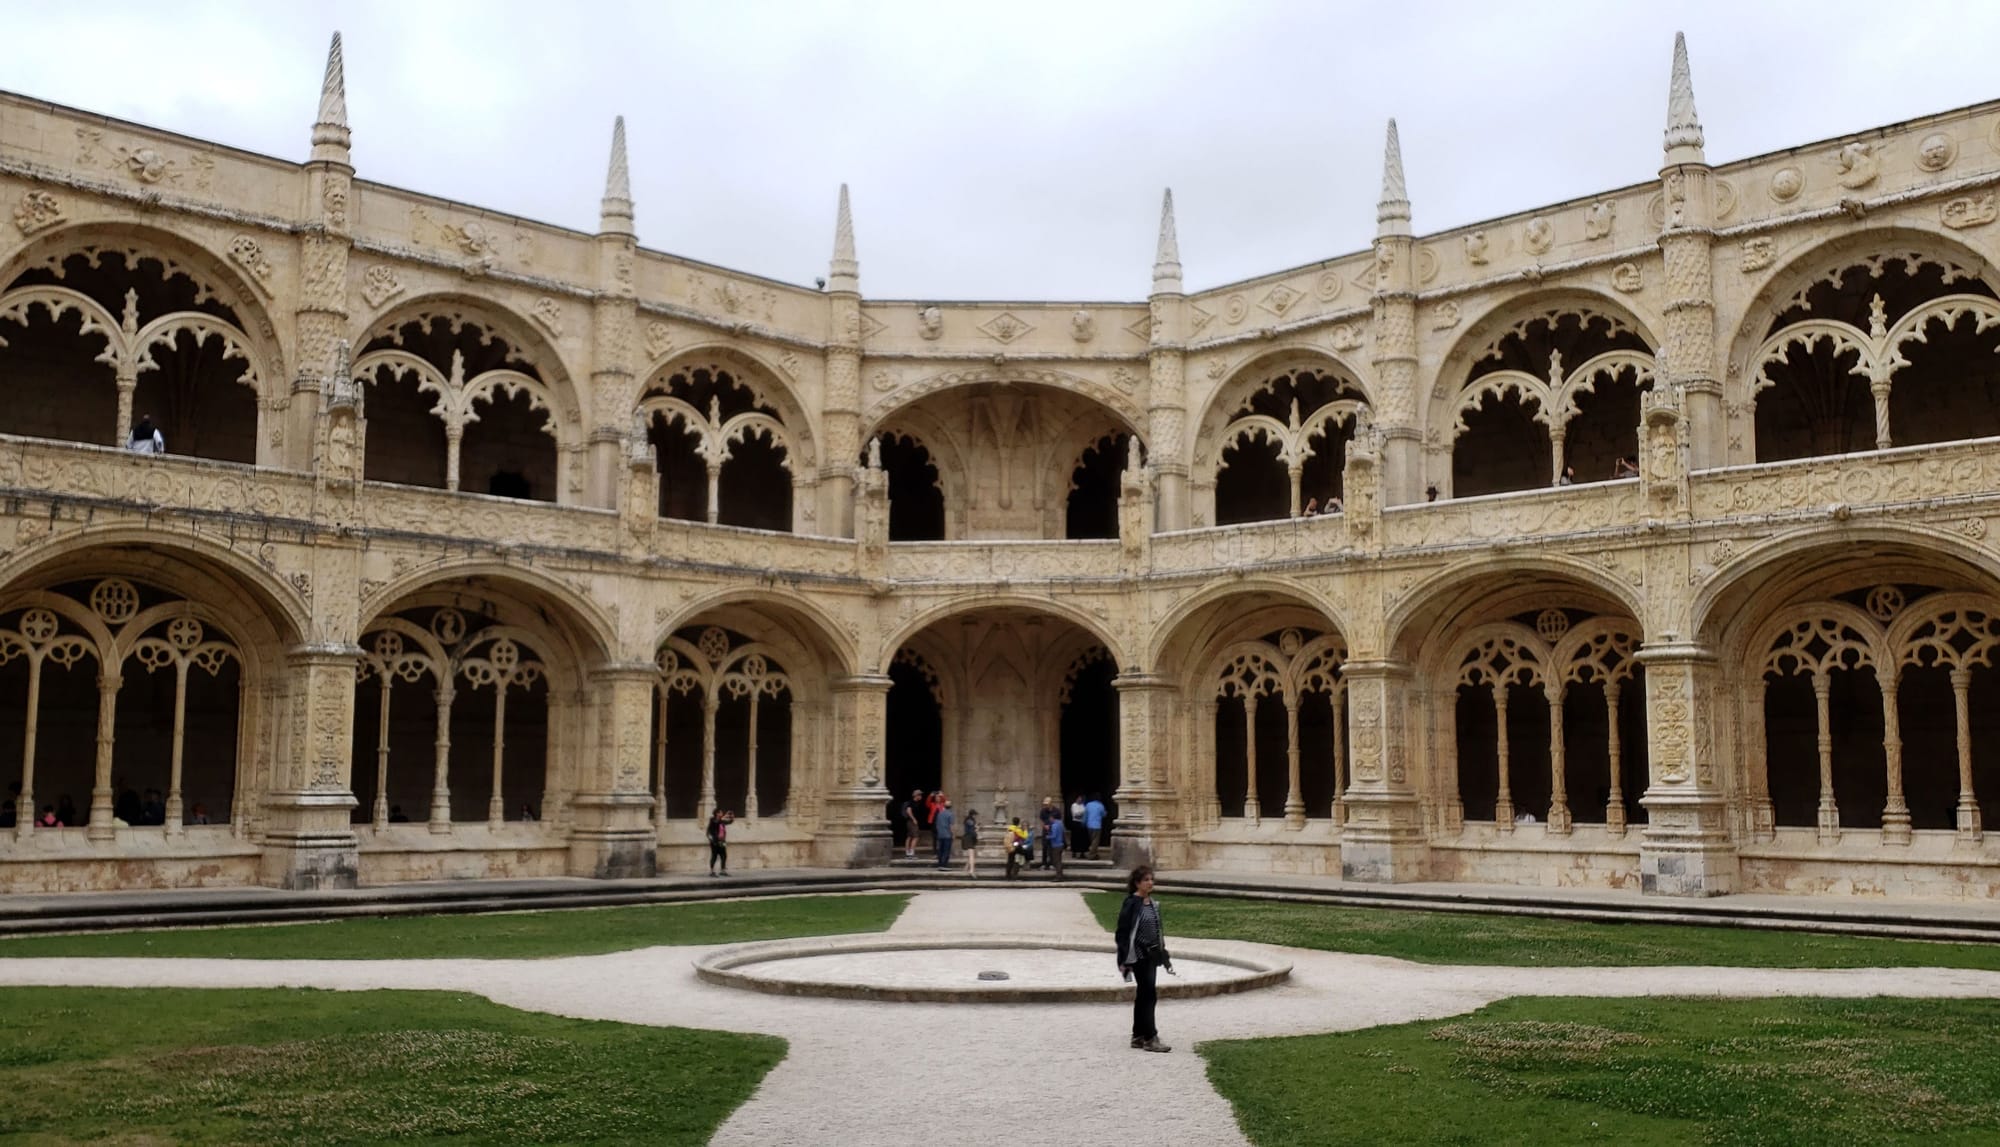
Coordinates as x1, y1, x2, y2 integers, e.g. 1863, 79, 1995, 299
5, 889, 2000, 1145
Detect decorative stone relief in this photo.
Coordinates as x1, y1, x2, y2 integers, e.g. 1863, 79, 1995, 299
1833, 141, 1879, 189
360, 265, 404, 308
1523, 217, 1553, 255
1611, 262, 1644, 293
1224, 295, 1249, 324
1584, 201, 1615, 240
531, 296, 565, 339
1109, 367, 1138, 393
1259, 283, 1303, 319
1768, 166, 1804, 203
978, 312, 1032, 343
1942, 193, 1997, 230
227, 236, 276, 297
644, 321, 675, 360
11, 190, 63, 235
870, 369, 895, 393
1917, 132, 1958, 172
1070, 309, 1095, 343
1464, 231, 1490, 265
1960, 518, 1988, 541
1328, 324, 1362, 352
449, 219, 498, 256
1315, 270, 1343, 301
1431, 302, 1460, 330
1740, 237, 1775, 273
1186, 303, 1215, 335
1123, 313, 1154, 342
917, 305, 943, 340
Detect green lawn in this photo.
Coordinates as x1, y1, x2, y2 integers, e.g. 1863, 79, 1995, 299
0, 987, 780, 1145
1203, 996, 2000, 1147
1082, 892, 2000, 969
0, 893, 910, 960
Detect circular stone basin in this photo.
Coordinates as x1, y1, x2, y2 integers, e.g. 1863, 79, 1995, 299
694, 933, 1290, 1003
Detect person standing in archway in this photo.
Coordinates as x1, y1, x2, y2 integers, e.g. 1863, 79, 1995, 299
962, 808, 981, 878
1084, 793, 1107, 860
706, 809, 733, 876
1115, 864, 1173, 1052
933, 799, 955, 871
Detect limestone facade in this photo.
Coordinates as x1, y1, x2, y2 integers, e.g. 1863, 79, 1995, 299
3, 34, 2000, 897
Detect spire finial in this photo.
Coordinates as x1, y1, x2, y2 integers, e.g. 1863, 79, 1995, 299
1376, 118, 1411, 237
828, 183, 859, 292
310, 31, 351, 162
1152, 188, 1182, 294
1664, 31, 1706, 165
599, 116, 635, 236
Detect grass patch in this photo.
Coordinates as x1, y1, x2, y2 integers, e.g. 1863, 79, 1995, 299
0, 893, 909, 960
1202, 996, 2000, 1146
0, 986, 780, 1145
1082, 892, 2000, 969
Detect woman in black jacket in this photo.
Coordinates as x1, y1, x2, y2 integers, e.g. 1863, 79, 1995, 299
1114, 864, 1174, 1052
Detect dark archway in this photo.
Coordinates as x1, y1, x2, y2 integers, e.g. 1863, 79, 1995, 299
1059, 648, 1119, 801
885, 653, 943, 798
1065, 433, 1130, 540
878, 434, 945, 541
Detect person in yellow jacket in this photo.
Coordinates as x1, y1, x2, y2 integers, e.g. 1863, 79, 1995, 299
1004, 817, 1032, 879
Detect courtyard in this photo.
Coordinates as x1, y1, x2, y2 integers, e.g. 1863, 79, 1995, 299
6, 887, 2000, 1145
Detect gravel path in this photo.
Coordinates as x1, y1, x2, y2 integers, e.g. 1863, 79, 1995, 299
6, 889, 2000, 1146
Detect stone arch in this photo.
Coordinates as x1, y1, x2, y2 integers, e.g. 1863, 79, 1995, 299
637, 347, 815, 531
878, 594, 1126, 676
650, 587, 859, 680
1689, 523, 2000, 645
1386, 553, 1647, 661
1723, 228, 2000, 464
1424, 289, 1661, 497
1191, 348, 1373, 526
354, 294, 586, 501
0, 527, 308, 648
359, 561, 615, 665
869, 365, 1144, 434
640, 342, 819, 466
1148, 577, 1352, 673
0, 543, 299, 836
0, 222, 288, 461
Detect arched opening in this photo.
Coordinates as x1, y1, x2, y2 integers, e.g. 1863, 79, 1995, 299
1207, 627, 1347, 826
461, 386, 556, 502
1058, 646, 1119, 803
1207, 366, 1367, 524
356, 310, 562, 499
876, 433, 946, 541
1452, 399, 1550, 497
1749, 252, 2000, 461
1065, 433, 1130, 540
0, 247, 266, 459
649, 625, 795, 822
351, 595, 568, 830
885, 650, 942, 800
641, 362, 795, 530
0, 576, 247, 831
1449, 309, 1654, 496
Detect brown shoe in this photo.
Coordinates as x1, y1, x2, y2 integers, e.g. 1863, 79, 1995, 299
1140, 1037, 1171, 1053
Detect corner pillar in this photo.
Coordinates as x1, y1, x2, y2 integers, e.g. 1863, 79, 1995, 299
1338, 659, 1427, 882
1110, 672, 1186, 869
813, 673, 895, 866
1635, 642, 1737, 895
260, 643, 362, 889
567, 663, 659, 879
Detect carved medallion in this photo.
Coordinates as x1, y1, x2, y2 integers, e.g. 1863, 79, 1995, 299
1768, 166, 1804, 203
11, 190, 63, 235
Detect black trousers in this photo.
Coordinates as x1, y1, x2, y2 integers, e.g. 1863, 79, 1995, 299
1131, 960, 1158, 1040
709, 841, 726, 871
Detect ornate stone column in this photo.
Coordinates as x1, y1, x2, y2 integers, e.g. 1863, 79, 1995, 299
1657, 34, 1723, 470
1339, 659, 1427, 882
293, 33, 355, 472
1110, 671, 1187, 868
259, 643, 362, 889
567, 663, 658, 878
812, 673, 894, 866
590, 117, 640, 511
1147, 190, 1190, 531
822, 185, 863, 538
1370, 121, 1424, 505
1635, 642, 1737, 896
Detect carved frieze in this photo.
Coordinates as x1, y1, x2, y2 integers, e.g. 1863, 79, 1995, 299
11, 190, 63, 235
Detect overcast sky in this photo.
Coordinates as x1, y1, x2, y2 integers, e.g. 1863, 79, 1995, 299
5, 1, 1996, 300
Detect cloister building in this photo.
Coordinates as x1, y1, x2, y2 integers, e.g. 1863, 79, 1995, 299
2, 33, 1999, 899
